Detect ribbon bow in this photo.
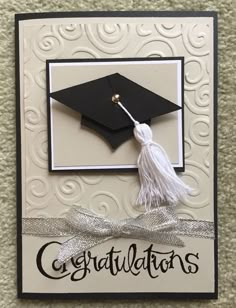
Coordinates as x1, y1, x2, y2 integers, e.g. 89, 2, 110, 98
23, 206, 214, 264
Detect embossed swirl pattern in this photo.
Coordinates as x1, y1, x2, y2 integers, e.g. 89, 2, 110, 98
24, 22, 212, 218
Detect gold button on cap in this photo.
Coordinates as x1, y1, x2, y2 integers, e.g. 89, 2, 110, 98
112, 94, 120, 104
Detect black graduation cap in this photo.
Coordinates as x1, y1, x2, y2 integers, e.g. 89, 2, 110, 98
50, 73, 181, 149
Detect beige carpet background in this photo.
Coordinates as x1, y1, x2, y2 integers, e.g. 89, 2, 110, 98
0, 0, 235, 307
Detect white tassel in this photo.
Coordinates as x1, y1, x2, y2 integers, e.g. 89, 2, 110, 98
133, 123, 190, 211
116, 100, 190, 211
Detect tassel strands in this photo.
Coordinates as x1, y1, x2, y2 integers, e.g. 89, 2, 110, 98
133, 123, 190, 211
113, 96, 190, 211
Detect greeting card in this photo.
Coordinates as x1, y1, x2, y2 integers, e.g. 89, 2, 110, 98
16, 11, 217, 299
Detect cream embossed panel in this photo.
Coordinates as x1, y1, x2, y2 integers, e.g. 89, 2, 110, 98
21, 18, 214, 221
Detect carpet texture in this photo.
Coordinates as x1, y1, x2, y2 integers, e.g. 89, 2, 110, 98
0, 0, 235, 307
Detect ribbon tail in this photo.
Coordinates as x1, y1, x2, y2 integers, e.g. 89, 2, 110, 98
146, 232, 185, 247
57, 233, 112, 264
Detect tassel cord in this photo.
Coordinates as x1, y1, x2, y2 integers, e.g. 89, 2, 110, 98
117, 101, 139, 126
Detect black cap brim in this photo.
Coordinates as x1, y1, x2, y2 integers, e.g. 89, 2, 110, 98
81, 116, 151, 149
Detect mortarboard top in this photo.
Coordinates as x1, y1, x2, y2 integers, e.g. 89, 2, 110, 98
50, 73, 181, 149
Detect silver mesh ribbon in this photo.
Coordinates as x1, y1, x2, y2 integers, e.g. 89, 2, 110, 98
22, 206, 214, 264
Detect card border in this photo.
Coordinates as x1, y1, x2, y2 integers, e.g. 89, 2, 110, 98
15, 11, 218, 300
46, 57, 185, 173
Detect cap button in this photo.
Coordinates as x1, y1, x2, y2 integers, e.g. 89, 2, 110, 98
112, 94, 120, 104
